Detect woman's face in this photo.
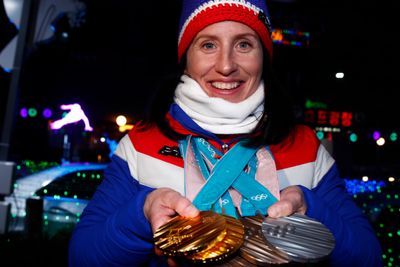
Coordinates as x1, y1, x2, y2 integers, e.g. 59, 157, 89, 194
185, 21, 263, 103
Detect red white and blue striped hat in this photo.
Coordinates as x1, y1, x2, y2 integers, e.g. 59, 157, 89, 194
178, 0, 273, 62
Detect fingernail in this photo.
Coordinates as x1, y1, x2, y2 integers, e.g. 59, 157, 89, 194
268, 208, 277, 217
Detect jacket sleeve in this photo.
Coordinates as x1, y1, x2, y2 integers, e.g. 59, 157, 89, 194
68, 155, 160, 267
300, 163, 382, 267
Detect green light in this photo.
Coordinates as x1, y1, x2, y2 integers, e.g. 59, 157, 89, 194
390, 132, 398, 142
76, 213, 80, 217
349, 133, 358, 142
17, 165, 21, 170
380, 223, 385, 228
388, 232, 393, 238
13, 183, 18, 188
44, 221, 48, 225
28, 108, 37, 117
65, 216, 70, 220
387, 194, 391, 199
388, 249, 393, 253
316, 131, 324, 140
91, 174, 95, 178
397, 230, 400, 236
64, 191, 68, 196
96, 174, 101, 179
43, 189, 48, 194
395, 195, 399, 199
369, 195, 374, 199
44, 215, 48, 220
77, 172, 81, 177
82, 173, 86, 178
73, 195, 77, 199
11, 213, 16, 218
383, 254, 387, 259
353, 194, 357, 199
305, 99, 327, 109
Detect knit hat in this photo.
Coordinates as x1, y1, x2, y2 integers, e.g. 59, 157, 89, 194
178, 0, 273, 62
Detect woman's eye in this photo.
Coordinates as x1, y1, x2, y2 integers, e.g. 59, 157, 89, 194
202, 42, 215, 49
238, 41, 251, 49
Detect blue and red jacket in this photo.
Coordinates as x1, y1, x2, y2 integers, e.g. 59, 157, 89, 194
68, 105, 382, 267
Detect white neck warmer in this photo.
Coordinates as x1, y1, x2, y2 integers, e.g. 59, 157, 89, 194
174, 75, 265, 134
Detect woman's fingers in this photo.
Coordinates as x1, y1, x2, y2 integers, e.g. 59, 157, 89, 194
267, 186, 307, 218
144, 188, 199, 231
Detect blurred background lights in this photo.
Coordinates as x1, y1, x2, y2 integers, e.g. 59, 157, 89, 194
116, 115, 127, 126
388, 177, 395, 183
335, 72, 344, 79
372, 131, 381, 140
20, 108, 28, 118
316, 131, 324, 140
390, 132, 398, 142
100, 137, 106, 143
362, 176, 369, 182
349, 132, 358, 143
42, 108, 52, 118
376, 137, 385, 146
28, 108, 37, 117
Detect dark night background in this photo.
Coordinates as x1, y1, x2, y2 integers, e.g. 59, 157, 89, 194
1, 0, 399, 266
16, 0, 400, 123
0, 0, 400, 266
4, 0, 397, 171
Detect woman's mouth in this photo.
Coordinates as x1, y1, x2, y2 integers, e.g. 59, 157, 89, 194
211, 81, 241, 90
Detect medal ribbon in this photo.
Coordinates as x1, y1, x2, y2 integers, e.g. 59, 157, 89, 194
179, 136, 280, 218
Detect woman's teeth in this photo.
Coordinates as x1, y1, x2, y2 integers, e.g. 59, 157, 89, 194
211, 82, 240, 90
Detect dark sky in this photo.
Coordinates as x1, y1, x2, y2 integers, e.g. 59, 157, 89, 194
16, 0, 399, 130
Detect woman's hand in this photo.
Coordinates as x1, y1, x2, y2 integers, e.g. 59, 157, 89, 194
144, 187, 199, 232
144, 188, 199, 266
267, 185, 307, 218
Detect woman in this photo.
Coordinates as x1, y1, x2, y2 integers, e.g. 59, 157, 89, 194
68, 0, 382, 266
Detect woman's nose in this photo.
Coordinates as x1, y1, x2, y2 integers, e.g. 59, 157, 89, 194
215, 48, 237, 76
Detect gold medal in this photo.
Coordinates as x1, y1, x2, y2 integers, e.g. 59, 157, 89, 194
153, 211, 227, 257
154, 211, 245, 264
188, 214, 245, 264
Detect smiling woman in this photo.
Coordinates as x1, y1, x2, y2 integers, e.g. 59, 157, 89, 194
185, 21, 263, 103
68, 1, 382, 266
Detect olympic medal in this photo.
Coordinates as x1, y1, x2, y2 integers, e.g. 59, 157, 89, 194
240, 216, 290, 265
154, 210, 227, 257
214, 254, 257, 266
188, 214, 245, 264
261, 213, 335, 263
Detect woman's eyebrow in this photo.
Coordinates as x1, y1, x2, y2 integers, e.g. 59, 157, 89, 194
193, 32, 258, 42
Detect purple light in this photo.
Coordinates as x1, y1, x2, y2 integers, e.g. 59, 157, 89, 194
50, 103, 93, 131
20, 108, 28, 118
42, 108, 52, 118
372, 131, 381, 141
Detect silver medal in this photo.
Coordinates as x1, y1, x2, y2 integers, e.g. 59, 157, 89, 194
261, 213, 335, 263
